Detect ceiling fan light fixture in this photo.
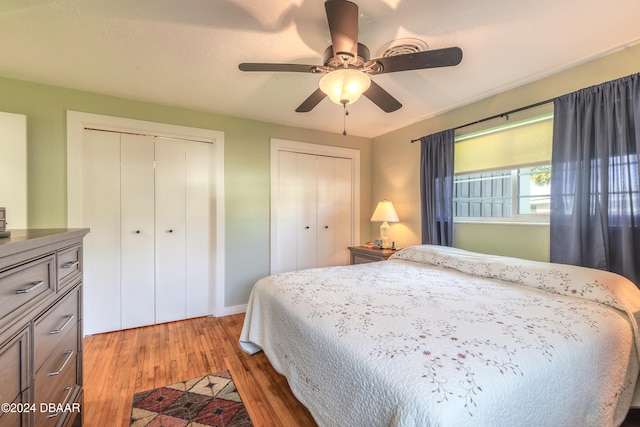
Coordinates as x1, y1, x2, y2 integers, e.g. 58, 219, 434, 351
238, 1, 462, 116
319, 69, 371, 106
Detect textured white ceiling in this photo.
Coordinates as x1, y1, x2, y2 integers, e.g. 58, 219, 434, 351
1, 0, 639, 138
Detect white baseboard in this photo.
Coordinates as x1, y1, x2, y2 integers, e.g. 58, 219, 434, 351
215, 304, 247, 317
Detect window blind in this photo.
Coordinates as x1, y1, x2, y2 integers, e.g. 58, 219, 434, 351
454, 115, 553, 174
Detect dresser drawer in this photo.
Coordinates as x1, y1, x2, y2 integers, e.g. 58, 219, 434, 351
0, 254, 55, 323
34, 322, 78, 426
0, 328, 29, 407
34, 352, 78, 427
352, 254, 378, 264
34, 288, 79, 372
0, 390, 30, 427
57, 244, 82, 291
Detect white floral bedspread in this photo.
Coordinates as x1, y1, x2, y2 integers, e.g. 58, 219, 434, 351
239, 245, 640, 427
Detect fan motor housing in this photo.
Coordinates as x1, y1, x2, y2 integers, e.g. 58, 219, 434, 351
323, 43, 370, 68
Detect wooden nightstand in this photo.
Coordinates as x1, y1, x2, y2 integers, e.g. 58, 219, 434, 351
348, 246, 396, 265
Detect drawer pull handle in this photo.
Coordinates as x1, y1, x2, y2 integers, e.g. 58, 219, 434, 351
16, 280, 44, 294
62, 261, 79, 269
48, 350, 74, 376
62, 385, 73, 402
45, 386, 74, 418
50, 314, 75, 335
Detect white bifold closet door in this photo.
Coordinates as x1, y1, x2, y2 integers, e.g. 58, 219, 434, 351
155, 138, 211, 324
316, 155, 352, 268
82, 129, 211, 335
274, 151, 353, 274
120, 134, 155, 329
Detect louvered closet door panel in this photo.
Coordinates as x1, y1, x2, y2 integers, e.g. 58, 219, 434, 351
82, 129, 122, 335
120, 134, 156, 329
297, 153, 318, 271
274, 151, 299, 274
185, 141, 211, 317
155, 139, 187, 324
333, 157, 353, 265
316, 156, 336, 268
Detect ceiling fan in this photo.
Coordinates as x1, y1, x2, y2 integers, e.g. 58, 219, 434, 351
238, 0, 463, 113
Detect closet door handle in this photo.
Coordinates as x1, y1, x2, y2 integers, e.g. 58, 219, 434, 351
167, 229, 174, 233
305, 226, 310, 229
324, 226, 329, 229
135, 230, 141, 234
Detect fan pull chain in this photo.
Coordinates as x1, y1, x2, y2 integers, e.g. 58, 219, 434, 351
342, 103, 349, 136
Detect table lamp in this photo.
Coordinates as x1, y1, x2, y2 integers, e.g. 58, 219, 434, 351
370, 200, 399, 249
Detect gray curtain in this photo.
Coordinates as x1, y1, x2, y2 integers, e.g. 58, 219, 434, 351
550, 73, 640, 286
420, 129, 455, 245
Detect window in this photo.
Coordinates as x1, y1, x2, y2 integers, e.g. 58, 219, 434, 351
453, 170, 512, 217
518, 165, 551, 215
453, 164, 550, 221
453, 113, 553, 223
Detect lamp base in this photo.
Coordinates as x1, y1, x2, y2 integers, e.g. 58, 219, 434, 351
380, 221, 391, 249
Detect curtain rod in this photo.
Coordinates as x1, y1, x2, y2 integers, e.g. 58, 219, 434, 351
410, 98, 553, 143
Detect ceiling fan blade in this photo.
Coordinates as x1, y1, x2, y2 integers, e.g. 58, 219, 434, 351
363, 81, 402, 113
325, 0, 359, 60
369, 47, 463, 75
296, 88, 327, 112
239, 63, 319, 73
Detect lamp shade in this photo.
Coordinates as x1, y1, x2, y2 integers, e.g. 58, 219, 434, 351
319, 69, 371, 106
370, 200, 399, 222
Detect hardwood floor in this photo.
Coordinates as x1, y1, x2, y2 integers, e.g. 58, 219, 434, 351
82, 314, 317, 427
84, 314, 640, 427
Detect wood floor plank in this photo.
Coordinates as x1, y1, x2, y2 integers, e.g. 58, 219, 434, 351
82, 314, 317, 427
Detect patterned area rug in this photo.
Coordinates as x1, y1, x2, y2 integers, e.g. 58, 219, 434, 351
130, 370, 253, 427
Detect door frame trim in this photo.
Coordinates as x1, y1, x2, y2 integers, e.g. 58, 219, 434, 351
66, 111, 227, 319
270, 138, 361, 273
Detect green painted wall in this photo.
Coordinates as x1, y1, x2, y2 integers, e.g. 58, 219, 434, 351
0, 77, 372, 307
453, 222, 550, 262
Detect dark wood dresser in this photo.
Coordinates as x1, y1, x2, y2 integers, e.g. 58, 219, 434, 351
0, 229, 88, 427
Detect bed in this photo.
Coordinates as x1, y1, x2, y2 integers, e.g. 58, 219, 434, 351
239, 245, 640, 426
